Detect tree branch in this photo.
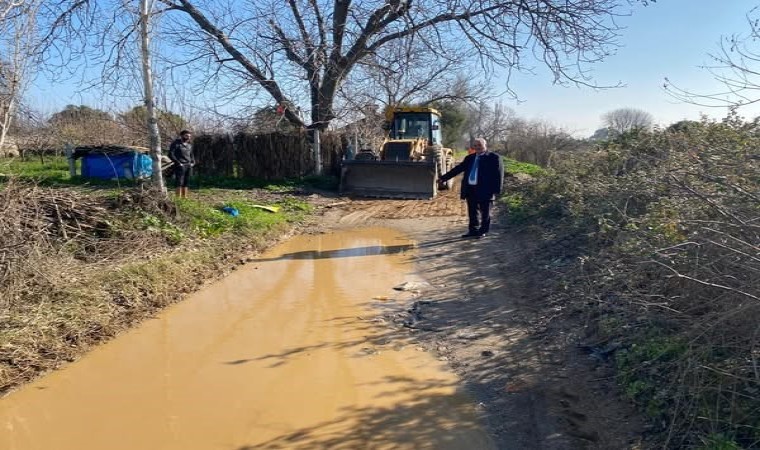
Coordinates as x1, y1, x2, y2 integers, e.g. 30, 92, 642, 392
650, 259, 760, 302
308, 0, 327, 63
269, 20, 307, 68
171, 0, 304, 127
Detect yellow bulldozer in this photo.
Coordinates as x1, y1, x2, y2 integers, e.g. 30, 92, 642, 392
339, 106, 455, 199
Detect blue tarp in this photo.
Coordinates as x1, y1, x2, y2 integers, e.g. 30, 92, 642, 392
81, 152, 153, 180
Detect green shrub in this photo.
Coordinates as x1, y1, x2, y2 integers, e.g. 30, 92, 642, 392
700, 434, 743, 450
503, 157, 547, 177
507, 114, 760, 446
141, 213, 186, 245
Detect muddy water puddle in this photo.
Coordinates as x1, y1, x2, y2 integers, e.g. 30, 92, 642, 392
0, 228, 493, 450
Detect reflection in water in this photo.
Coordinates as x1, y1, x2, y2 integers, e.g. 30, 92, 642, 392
0, 228, 493, 450
256, 244, 416, 261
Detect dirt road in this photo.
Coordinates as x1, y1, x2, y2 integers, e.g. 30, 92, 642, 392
0, 183, 643, 449
319, 187, 644, 449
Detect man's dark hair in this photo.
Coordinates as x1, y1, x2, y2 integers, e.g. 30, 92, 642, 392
180, 129, 192, 136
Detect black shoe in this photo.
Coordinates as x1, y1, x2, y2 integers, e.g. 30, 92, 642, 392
461, 232, 479, 238
476, 233, 487, 239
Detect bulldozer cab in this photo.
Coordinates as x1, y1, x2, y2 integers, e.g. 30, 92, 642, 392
387, 108, 443, 146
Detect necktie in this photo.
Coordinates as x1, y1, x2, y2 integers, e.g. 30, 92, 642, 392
468, 155, 480, 185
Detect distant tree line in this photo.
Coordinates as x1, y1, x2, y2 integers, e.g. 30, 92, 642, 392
8, 98, 673, 173
8, 104, 188, 157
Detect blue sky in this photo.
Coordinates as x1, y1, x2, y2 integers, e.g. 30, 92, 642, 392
504, 0, 760, 136
28, 0, 760, 137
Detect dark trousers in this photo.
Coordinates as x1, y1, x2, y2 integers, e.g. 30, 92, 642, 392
174, 164, 193, 187
466, 197, 492, 234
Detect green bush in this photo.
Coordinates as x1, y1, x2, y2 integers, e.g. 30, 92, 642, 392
700, 434, 743, 450
141, 213, 186, 245
507, 114, 760, 447
503, 157, 547, 177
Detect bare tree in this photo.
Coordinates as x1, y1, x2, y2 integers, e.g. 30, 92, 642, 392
502, 118, 579, 165
601, 107, 653, 134
0, 1, 24, 21
463, 101, 516, 146
0, 0, 40, 153
36, 1, 169, 190
13, 108, 58, 160
336, 40, 487, 117
665, 7, 760, 108
120, 105, 187, 147
133, 0, 639, 132
139, 0, 166, 194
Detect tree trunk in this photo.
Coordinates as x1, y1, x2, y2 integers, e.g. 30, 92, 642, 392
139, 0, 166, 195
0, 98, 14, 154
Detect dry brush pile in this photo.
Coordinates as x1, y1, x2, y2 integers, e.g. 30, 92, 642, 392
505, 115, 760, 447
0, 180, 254, 392
0, 181, 174, 390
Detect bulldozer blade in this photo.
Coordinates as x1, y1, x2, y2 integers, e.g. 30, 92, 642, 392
340, 160, 438, 199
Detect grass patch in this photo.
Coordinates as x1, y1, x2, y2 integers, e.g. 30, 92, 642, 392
140, 212, 186, 245
0, 156, 72, 184
0, 155, 69, 175
194, 174, 338, 192
175, 196, 310, 238
615, 334, 687, 422
2, 157, 339, 193
99, 248, 217, 311
0, 156, 142, 188
503, 157, 547, 177
700, 434, 743, 450
500, 193, 534, 224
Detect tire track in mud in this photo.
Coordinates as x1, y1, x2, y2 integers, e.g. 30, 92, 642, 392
329, 188, 467, 226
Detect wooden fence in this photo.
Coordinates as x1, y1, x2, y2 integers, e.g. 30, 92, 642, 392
192, 131, 345, 179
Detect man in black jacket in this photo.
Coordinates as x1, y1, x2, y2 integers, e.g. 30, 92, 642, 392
439, 138, 504, 238
169, 130, 195, 198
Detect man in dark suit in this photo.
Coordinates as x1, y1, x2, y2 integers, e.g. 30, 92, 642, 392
439, 138, 504, 238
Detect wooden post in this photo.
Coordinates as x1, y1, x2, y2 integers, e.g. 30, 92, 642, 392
65, 143, 76, 177
351, 133, 358, 160
313, 128, 322, 175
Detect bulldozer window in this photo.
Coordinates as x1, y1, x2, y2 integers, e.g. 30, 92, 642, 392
431, 119, 442, 145
392, 113, 430, 141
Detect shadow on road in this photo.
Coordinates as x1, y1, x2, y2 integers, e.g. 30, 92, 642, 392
237, 377, 490, 450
